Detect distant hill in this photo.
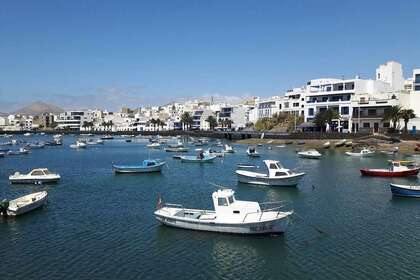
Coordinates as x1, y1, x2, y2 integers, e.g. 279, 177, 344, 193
12, 101, 64, 115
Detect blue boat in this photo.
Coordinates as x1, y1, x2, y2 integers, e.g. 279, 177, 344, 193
113, 159, 165, 173
390, 183, 420, 198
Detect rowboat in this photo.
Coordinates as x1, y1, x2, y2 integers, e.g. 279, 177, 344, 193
297, 149, 322, 159
236, 160, 305, 186
180, 155, 216, 163
247, 147, 260, 157
165, 147, 188, 152
9, 168, 61, 184
389, 183, 420, 198
0, 191, 48, 216
154, 189, 292, 234
335, 139, 346, 147
345, 148, 375, 157
360, 161, 420, 177
113, 159, 165, 173
323, 142, 331, 149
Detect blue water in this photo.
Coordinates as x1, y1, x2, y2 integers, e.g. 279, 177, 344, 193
1, 135, 420, 280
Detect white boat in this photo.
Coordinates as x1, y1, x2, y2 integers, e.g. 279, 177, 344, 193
96, 139, 104, 144
297, 149, 322, 159
154, 189, 292, 234
345, 148, 375, 157
236, 160, 305, 186
323, 142, 331, 149
70, 141, 87, 149
205, 149, 225, 157
7, 147, 30, 155
223, 144, 235, 153
335, 139, 346, 147
0, 191, 48, 216
23, 132, 32, 137
9, 168, 61, 184
147, 142, 161, 149
247, 146, 260, 157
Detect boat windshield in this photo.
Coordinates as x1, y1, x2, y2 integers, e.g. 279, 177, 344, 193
218, 197, 228, 206
31, 170, 45, 176
227, 196, 234, 204
43, 170, 51, 175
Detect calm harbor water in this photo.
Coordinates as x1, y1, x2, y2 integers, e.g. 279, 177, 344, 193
1, 135, 420, 280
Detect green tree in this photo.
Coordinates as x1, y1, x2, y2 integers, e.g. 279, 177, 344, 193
181, 112, 193, 130
383, 105, 402, 130
399, 109, 416, 133
206, 116, 218, 130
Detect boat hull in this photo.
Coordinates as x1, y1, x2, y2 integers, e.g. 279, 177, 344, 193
236, 172, 305, 186
360, 168, 420, 177
9, 176, 60, 184
180, 156, 216, 163
390, 184, 420, 198
113, 163, 164, 173
155, 214, 289, 234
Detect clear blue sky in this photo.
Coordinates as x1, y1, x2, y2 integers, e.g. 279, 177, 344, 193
1, 0, 420, 111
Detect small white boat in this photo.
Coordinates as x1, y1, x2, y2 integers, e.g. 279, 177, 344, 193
236, 160, 305, 186
323, 142, 331, 149
345, 148, 375, 157
147, 142, 161, 149
180, 155, 216, 163
70, 141, 87, 149
205, 149, 225, 157
7, 147, 30, 155
247, 146, 260, 157
96, 139, 104, 144
23, 132, 32, 137
276, 145, 286, 148
223, 144, 235, 153
113, 159, 165, 173
345, 141, 353, 147
9, 168, 61, 184
297, 149, 322, 159
154, 189, 292, 234
0, 191, 48, 216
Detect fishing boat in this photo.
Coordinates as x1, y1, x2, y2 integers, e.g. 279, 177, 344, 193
335, 139, 346, 147
180, 155, 216, 163
345, 148, 375, 157
236, 160, 305, 186
323, 142, 331, 149
9, 168, 61, 184
223, 144, 235, 153
113, 159, 165, 173
0, 191, 48, 216
70, 141, 87, 149
389, 183, 420, 198
147, 142, 161, 149
154, 189, 292, 234
165, 147, 188, 152
26, 142, 45, 149
205, 149, 224, 157
297, 149, 322, 159
7, 147, 30, 155
247, 147, 260, 157
360, 161, 420, 177
101, 135, 114, 140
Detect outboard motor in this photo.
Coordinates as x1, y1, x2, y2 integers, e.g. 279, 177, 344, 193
0, 199, 9, 216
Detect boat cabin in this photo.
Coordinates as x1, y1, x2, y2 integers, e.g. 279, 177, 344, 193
28, 169, 52, 176
211, 189, 261, 222
264, 160, 293, 177
143, 160, 159, 166
390, 161, 415, 172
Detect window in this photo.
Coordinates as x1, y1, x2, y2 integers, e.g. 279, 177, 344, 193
415, 74, 420, 83
415, 85, 420, 91
308, 108, 314, 116
275, 172, 288, 176
284, 102, 289, 108
341, 107, 349, 115
233, 210, 240, 214
228, 196, 234, 204
269, 163, 278, 169
363, 123, 370, 128
218, 198, 228, 206
279, 104, 282, 110
368, 109, 377, 117
322, 97, 328, 102
293, 103, 299, 107
383, 122, 390, 128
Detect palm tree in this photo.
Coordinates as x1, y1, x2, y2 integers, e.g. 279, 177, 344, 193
82, 121, 88, 131
150, 118, 157, 131
324, 108, 340, 130
206, 116, 218, 130
181, 112, 193, 130
313, 111, 327, 131
108, 120, 114, 132
101, 121, 107, 131
399, 109, 416, 133
158, 119, 166, 130
224, 119, 233, 129
383, 105, 402, 130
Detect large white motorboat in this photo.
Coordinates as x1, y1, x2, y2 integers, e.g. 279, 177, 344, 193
9, 168, 61, 184
236, 160, 305, 186
154, 189, 292, 234
297, 149, 322, 159
0, 191, 48, 216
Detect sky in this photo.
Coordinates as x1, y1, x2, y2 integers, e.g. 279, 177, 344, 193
1, 0, 420, 112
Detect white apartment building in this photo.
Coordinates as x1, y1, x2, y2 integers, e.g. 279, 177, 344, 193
400, 68, 420, 132
217, 105, 248, 130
